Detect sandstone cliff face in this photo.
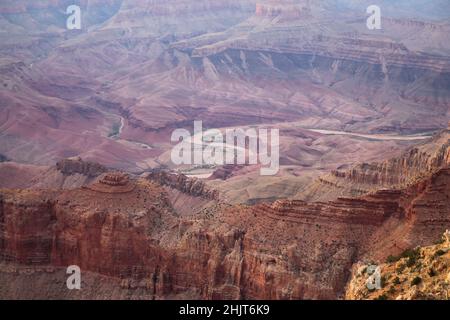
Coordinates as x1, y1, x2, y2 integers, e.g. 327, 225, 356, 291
1, 165, 449, 299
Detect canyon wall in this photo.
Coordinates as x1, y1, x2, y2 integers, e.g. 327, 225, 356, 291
1, 165, 449, 299
330, 130, 450, 187
301, 130, 450, 202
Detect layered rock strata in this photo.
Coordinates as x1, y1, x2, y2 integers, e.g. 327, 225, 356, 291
0, 166, 448, 299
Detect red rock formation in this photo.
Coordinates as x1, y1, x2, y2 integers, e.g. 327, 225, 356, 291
0, 1, 450, 300
87, 172, 135, 193
146, 171, 219, 200
0, 165, 448, 299
56, 157, 107, 178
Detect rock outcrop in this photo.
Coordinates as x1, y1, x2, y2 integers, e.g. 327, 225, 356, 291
56, 157, 107, 178
31, 158, 108, 190
146, 171, 219, 200
345, 230, 450, 300
87, 172, 135, 193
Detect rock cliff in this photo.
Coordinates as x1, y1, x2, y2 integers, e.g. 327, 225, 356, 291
301, 130, 450, 202
0, 165, 448, 299
331, 130, 450, 187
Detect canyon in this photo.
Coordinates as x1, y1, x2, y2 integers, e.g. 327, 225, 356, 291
0, 129, 449, 299
0, 0, 449, 299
